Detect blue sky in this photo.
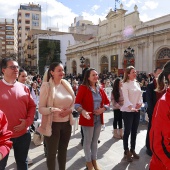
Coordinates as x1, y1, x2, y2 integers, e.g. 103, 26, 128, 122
0, 0, 170, 32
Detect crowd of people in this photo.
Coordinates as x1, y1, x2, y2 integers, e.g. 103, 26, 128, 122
0, 57, 170, 170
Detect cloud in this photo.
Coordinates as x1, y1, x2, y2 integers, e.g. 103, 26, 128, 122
140, 13, 153, 22
141, 0, 159, 10
82, 11, 105, 25
0, 0, 77, 32
91, 5, 100, 13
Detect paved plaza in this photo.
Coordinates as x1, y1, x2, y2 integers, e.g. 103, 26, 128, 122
6, 110, 151, 170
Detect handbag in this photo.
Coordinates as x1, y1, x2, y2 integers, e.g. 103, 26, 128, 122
33, 131, 44, 146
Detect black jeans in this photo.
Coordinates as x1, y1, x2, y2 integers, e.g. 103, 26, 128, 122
122, 111, 140, 151
113, 109, 122, 129
0, 131, 31, 170
45, 121, 71, 170
146, 114, 152, 151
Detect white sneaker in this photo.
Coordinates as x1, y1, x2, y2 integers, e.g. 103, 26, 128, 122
27, 156, 33, 165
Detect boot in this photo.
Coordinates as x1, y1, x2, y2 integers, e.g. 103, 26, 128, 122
86, 162, 95, 170
119, 129, 123, 139
113, 129, 121, 139
130, 149, 140, 159
124, 150, 133, 162
92, 160, 101, 170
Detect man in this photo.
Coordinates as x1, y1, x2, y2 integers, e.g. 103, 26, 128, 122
145, 67, 165, 156
0, 58, 36, 170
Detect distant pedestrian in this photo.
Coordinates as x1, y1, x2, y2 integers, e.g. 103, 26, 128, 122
111, 77, 124, 139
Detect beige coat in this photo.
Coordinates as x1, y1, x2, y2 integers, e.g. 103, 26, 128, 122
37, 78, 75, 136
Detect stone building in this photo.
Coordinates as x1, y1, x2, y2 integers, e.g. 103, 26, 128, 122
66, 4, 170, 75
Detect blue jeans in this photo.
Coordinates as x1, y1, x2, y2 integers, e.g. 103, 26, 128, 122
122, 112, 140, 151
82, 115, 102, 162
0, 131, 31, 170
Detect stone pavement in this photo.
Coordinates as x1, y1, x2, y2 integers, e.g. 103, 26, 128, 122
6, 111, 151, 170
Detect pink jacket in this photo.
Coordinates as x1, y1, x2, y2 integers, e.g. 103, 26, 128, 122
38, 78, 75, 136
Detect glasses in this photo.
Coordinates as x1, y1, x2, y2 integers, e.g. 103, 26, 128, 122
7, 65, 19, 70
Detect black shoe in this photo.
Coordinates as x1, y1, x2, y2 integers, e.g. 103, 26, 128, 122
146, 149, 152, 156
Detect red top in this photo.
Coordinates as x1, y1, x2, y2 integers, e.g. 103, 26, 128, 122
150, 88, 170, 170
0, 81, 36, 138
75, 85, 110, 126
0, 110, 12, 159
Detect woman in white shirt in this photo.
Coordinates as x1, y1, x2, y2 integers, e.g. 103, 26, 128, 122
121, 66, 142, 162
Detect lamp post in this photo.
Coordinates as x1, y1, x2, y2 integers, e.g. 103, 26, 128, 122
80, 56, 85, 71
123, 46, 135, 67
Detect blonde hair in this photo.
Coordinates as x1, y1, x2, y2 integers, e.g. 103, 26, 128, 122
123, 66, 135, 83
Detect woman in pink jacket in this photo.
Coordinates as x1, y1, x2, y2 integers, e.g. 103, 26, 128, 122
150, 61, 170, 170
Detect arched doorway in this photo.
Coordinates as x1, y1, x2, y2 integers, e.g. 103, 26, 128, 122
100, 56, 108, 74
156, 48, 170, 68
72, 60, 77, 75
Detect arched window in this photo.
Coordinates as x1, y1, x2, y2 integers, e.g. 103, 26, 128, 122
101, 56, 108, 64
157, 48, 170, 59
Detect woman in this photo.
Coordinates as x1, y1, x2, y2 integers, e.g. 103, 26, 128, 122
37, 62, 75, 170
17, 68, 33, 165
149, 61, 170, 170
18, 68, 28, 84
111, 77, 124, 139
75, 68, 110, 170
121, 66, 142, 162
30, 81, 40, 106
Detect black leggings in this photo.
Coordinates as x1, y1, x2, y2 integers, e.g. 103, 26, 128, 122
113, 109, 122, 129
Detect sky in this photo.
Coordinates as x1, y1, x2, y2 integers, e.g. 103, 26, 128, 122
0, 0, 170, 32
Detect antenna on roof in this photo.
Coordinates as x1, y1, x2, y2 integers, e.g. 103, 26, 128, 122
114, 0, 121, 12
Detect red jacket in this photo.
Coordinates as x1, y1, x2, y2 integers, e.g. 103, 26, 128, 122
149, 88, 170, 170
0, 111, 13, 159
75, 85, 110, 126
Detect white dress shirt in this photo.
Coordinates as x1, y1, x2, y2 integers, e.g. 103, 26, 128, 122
121, 80, 143, 112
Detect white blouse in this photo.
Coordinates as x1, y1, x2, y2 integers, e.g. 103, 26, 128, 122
121, 80, 143, 112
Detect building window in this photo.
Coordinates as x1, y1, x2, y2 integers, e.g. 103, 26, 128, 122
6, 26, 13, 30
32, 21, 39, 26
25, 13, 30, 18
25, 20, 30, 24
6, 35, 14, 39
32, 14, 39, 20
25, 28, 30, 31
6, 31, 14, 35
158, 48, 170, 59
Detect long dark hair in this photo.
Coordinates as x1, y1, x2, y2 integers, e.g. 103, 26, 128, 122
156, 61, 170, 92
47, 62, 62, 82
82, 68, 99, 87
112, 77, 121, 103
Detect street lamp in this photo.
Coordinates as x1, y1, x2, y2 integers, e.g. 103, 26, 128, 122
124, 46, 135, 58
80, 56, 85, 71
123, 46, 135, 67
